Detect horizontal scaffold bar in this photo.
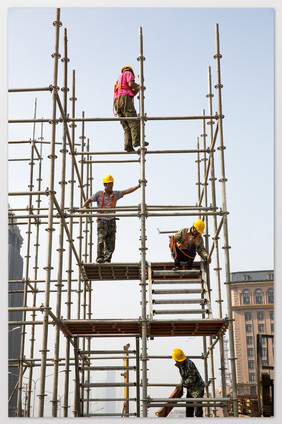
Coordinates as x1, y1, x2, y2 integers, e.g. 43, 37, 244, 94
74, 148, 213, 155
8, 211, 227, 220
8, 87, 52, 92
79, 349, 136, 354
81, 382, 136, 387
83, 398, 136, 402
8, 114, 218, 124
80, 366, 136, 371
148, 397, 230, 403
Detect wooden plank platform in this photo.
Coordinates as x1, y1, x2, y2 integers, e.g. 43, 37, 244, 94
81, 261, 202, 281
62, 318, 228, 338
81, 262, 142, 281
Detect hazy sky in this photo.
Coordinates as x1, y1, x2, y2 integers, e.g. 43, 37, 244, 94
3, 0, 282, 421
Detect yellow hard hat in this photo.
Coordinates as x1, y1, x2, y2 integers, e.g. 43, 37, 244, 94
121, 66, 135, 77
172, 348, 186, 362
193, 219, 205, 234
103, 174, 114, 184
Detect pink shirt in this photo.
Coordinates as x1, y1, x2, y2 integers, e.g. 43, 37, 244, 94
114, 71, 135, 99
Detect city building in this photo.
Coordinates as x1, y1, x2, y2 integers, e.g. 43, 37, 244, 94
230, 270, 274, 396
8, 219, 24, 417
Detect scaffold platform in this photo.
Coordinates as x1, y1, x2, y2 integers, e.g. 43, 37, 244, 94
81, 261, 201, 281
62, 318, 228, 338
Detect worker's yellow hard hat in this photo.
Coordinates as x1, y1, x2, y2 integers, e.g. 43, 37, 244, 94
103, 174, 114, 184
172, 348, 186, 362
193, 219, 205, 234
121, 66, 135, 77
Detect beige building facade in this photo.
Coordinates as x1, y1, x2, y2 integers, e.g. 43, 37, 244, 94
230, 270, 274, 396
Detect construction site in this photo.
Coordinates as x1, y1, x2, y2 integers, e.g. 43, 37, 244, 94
8, 7, 240, 419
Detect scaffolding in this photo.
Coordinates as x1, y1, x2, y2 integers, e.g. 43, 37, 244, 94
8, 8, 238, 418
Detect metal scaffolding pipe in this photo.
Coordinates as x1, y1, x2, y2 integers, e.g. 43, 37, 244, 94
38, 8, 61, 417
138, 26, 148, 418
215, 22, 238, 416
52, 27, 68, 416
74, 148, 212, 156
8, 87, 52, 92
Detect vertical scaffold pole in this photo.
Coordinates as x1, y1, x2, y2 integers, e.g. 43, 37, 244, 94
61, 27, 71, 418
138, 26, 148, 417
214, 23, 238, 416
207, 66, 227, 416
18, 98, 37, 417
38, 8, 61, 417
52, 26, 69, 418
28, 118, 43, 417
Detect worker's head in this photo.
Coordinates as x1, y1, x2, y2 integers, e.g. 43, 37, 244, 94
121, 66, 135, 77
172, 348, 187, 363
103, 174, 114, 192
192, 219, 205, 235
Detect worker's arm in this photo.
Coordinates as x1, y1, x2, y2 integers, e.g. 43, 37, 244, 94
123, 184, 140, 196
128, 80, 140, 97
82, 197, 92, 208
196, 237, 210, 261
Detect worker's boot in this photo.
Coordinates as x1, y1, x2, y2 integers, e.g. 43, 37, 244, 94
96, 257, 104, 263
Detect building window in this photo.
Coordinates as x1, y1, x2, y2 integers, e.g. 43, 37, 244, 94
243, 290, 250, 305
245, 312, 251, 321
270, 311, 274, 321
246, 336, 253, 345
257, 311, 264, 321
262, 360, 268, 367
261, 336, 266, 345
267, 272, 273, 280
262, 348, 267, 357
248, 360, 255, 369
249, 373, 256, 382
267, 288, 274, 304
255, 289, 263, 304
247, 348, 254, 357
246, 324, 252, 333
258, 324, 265, 333
243, 273, 249, 281
271, 323, 274, 333
250, 386, 257, 396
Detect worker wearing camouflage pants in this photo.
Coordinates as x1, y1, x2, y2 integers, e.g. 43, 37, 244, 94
82, 174, 141, 263
97, 219, 116, 263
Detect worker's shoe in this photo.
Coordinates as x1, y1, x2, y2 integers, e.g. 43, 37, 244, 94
96, 257, 104, 264
133, 141, 149, 148
172, 265, 181, 271
125, 146, 135, 152
104, 259, 111, 263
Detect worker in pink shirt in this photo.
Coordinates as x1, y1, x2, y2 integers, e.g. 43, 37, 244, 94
113, 66, 148, 152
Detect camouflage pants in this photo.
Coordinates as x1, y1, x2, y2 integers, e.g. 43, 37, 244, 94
114, 95, 140, 150
97, 219, 116, 262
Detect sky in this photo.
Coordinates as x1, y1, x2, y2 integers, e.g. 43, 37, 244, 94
2, 0, 282, 422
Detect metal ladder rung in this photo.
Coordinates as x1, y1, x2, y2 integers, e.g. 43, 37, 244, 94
153, 309, 208, 315
153, 289, 202, 295
152, 279, 201, 285
153, 299, 204, 305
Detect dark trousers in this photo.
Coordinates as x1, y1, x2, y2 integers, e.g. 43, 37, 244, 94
185, 388, 204, 417
174, 242, 196, 269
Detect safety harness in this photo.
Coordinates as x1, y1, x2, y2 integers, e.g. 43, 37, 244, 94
113, 72, 134, 116
169, 229, 199, 260
97, 191, 116, 221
